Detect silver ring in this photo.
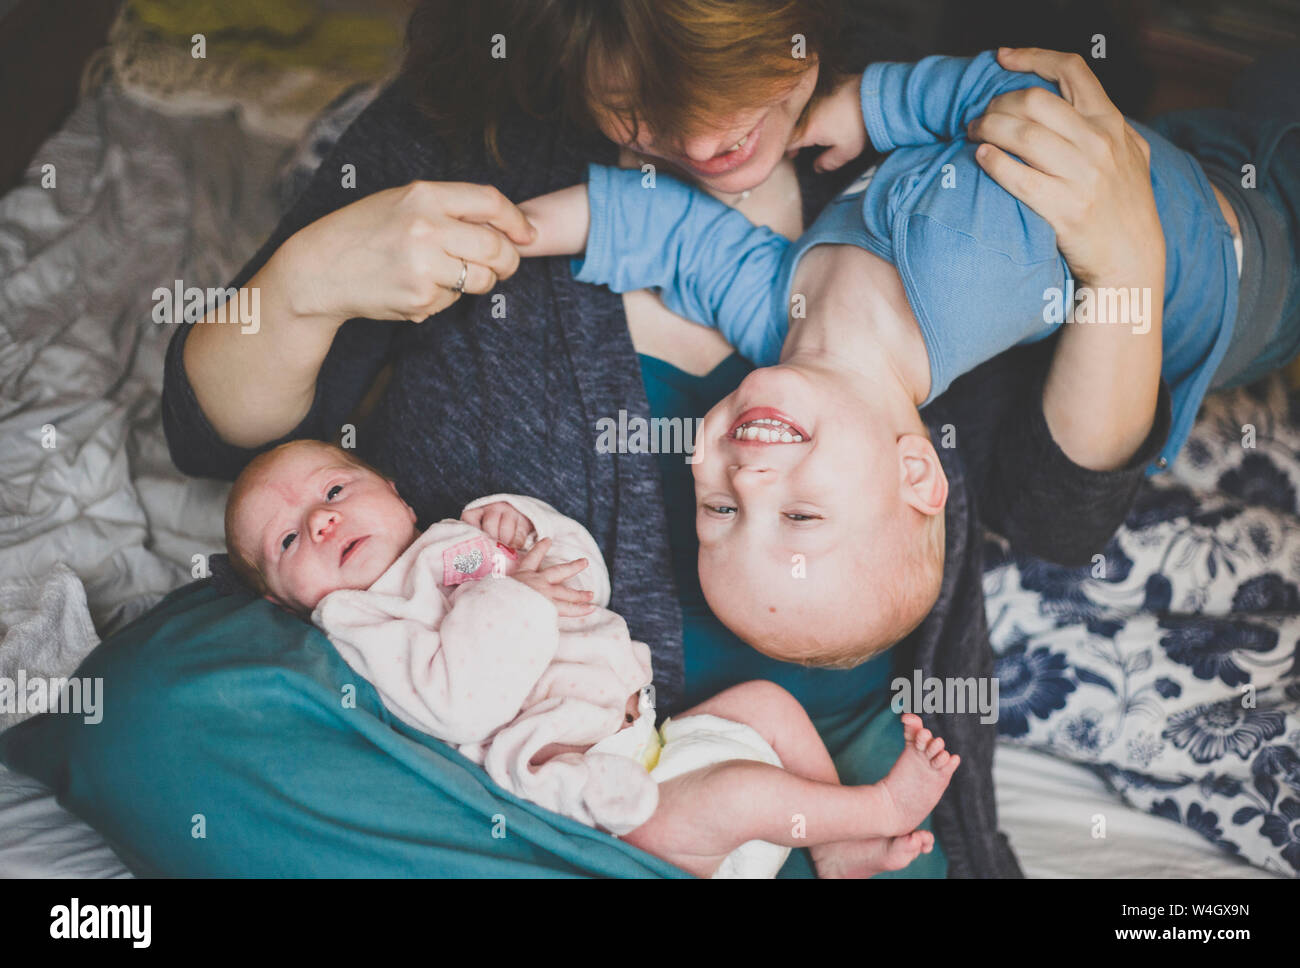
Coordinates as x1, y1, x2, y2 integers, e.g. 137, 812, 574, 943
453, 259, 468, 293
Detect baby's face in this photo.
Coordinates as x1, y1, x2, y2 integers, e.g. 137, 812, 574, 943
690, 363, 942, 663
692, 363, 896, 554
228, 444, 419, 614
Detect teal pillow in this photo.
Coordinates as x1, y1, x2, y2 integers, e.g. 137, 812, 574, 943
0, 581, 684, 877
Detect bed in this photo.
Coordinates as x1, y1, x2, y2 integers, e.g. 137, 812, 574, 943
0, 43, 1293, 879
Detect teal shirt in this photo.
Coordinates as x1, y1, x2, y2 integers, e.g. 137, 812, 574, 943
639, 352, 946, 877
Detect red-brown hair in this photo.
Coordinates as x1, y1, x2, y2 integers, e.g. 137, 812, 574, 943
398, 0, 853, 167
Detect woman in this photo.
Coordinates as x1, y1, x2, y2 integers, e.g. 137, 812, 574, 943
160, 1, 1166, 876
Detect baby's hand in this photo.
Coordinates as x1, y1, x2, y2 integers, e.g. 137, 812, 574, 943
512, 538, 596, 617
461, 501, 534, 549
516, 184, 591, 257
785, 71, 868, 173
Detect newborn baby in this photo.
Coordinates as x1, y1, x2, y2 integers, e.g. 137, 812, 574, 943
223, 439, 960, 878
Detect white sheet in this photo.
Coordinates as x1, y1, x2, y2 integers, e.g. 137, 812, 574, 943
994, 743, 1282, 879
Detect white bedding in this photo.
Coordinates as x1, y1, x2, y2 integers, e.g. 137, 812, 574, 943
0, 75, 1286, 880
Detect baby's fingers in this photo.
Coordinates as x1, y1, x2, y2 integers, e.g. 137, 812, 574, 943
547, 585, 595, 604
518, 537, 552, 571
553, 600, 597, 618
541, 557, 589, 583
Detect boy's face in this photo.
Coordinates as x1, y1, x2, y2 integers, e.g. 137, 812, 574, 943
228, 444, 419, 614
690, 364, 945, 663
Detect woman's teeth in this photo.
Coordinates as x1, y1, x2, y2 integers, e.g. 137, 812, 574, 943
732, 417, 803, 443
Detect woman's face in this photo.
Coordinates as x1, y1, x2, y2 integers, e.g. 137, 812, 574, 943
592, 61, 820, 195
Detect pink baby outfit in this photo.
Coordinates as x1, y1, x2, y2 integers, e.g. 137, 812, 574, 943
312, 494, 660, 836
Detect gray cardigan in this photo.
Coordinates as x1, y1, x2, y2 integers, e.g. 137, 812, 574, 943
162, 71, 1170, 877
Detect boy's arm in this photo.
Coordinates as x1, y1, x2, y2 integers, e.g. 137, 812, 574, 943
519, 164, 791, 366
862, 50, 1057, 153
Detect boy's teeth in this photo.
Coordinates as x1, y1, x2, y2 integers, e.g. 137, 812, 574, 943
728, 134, 749, 152
733, 417, 803, 442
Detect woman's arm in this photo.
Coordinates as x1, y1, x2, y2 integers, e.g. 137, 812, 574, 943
163, 86, 537, 474
183, 181, 536, 450
938, 48, 1170, 563
970, 48, 1166, 472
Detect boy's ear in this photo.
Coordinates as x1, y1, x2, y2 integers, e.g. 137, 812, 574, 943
897, 433, 948, 516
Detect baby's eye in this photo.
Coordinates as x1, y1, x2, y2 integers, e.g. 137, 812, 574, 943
281, 532, 298, 551
704, 503, 736, 516
784, 512, 820, 522
326, 484, 343, 500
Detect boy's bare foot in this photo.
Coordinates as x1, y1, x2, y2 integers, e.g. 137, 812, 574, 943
872, 713, 960, 835
812, 829, 934, 878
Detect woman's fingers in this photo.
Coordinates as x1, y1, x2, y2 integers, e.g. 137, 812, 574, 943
973, 142, 1064, 217
435, 182, 538, 246
973, 84, 1098, 153
967, 106, 1081, 179
437, 218, 521, 282
995, 47, 1117, 119
410, 251, 497, 320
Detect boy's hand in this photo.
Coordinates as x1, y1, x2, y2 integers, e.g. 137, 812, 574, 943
516, 184, 591, 257
786, 72, 868, 173
512, 538, 596, 616
461, 501, 534, 549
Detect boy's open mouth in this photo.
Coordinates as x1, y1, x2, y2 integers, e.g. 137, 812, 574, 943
728, 407, 808, 443
340, 536, 367, 566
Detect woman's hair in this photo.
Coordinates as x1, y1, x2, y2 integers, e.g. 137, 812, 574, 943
398, 0, 853, 167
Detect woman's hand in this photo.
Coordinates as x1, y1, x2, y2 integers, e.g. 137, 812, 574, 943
966, 47, 1164, 285
512, 539, 596, 617
785, 72, 869, 174
283, 181, 538, 324
968, 48, 1165, 472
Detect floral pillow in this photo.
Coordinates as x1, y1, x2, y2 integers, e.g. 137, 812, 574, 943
983, 377, 1300, 877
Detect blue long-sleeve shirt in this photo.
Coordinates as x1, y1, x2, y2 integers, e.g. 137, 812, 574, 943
574, 51, 1241, 471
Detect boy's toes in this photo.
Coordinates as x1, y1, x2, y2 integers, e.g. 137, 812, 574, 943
932, 750, 951, 769
926, 735, 946, 757
914, 728, 932, 751
901, 713, 921, 738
